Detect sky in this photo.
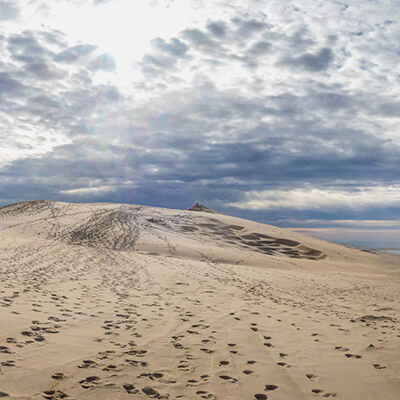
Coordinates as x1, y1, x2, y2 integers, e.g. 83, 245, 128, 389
0, 0, 400, 249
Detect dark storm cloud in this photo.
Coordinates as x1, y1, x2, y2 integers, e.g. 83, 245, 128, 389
2, 80, 398, 208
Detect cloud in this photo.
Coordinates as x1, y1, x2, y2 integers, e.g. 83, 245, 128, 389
0, 0, 20, 20
247, 40, 271, 56
279, 47, 334, 71
152, 37, 188, 57
59, 185, 116, 195
4, 31, 70, 80
181, 28, 220, 52
206, 21, 227, 38
88, 53, 116, 71
8, 31, 50, 57
25, 60, 67, 80
53, 44, 98, 63
233, 18, 269, 38
140, 37, 189, 76
0, 72, 29, 98
0, 28, 122, 170
227, 186, 400, 211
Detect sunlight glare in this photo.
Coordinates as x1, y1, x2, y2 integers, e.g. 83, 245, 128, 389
46, 0, 194, 84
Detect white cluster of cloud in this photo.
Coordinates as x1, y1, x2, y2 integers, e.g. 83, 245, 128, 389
59, 185, 115, 195
228, 186, 400, 210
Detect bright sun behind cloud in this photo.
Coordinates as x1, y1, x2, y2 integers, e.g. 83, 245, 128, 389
28, 0, 196, 84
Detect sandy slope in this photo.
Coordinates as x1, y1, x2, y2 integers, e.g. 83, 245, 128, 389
0, 200, 399, 400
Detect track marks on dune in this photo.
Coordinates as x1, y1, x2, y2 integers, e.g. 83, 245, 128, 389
0, 235, 399, 399
1, 201, 326, 263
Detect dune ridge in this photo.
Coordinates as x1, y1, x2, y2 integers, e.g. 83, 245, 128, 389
0, 201, 399, 400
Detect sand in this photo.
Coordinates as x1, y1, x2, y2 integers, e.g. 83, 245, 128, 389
0, 200, 399, 400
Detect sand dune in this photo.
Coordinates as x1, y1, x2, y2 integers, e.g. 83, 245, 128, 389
0, 200, 399, 400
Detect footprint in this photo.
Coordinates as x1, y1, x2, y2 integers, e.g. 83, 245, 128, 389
123, 384, 138, 394
219, 375, 238, 383
345, 353, 362, 359
277, 362, 286, 367
142, 386, 160, 397
200, 348, 215, 354
196, 391, 216, 400
306, 373, 318, 381
41, 390, 68, 400
0, 346, 11, 354
51, 372, 65, 380
243, 370, 253, 375
1, 361, 15, 367
312, 388, 324, 394
80, 376, 101, 388
78, 359, 97, 368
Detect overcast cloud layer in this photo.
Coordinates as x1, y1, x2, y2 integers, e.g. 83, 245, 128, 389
0, 0, 400, 246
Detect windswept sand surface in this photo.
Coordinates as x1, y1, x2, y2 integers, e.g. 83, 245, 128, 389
0, 201, 399, 400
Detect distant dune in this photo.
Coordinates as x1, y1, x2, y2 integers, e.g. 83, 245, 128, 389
0, 201, 399, 400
